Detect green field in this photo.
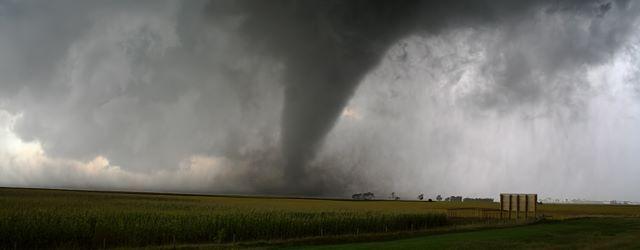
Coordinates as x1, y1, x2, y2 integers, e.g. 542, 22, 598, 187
296, 217, 640, 249
1, 187, 639, 249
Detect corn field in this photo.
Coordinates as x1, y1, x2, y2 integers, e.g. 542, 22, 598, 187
0, 188, 447, 248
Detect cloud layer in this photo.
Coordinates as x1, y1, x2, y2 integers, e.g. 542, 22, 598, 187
1, 0, 640, 200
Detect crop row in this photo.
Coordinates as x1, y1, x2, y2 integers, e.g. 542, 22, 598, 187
0, 209, 447, 248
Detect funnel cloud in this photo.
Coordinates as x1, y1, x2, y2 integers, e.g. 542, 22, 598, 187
214, 1, 423, 190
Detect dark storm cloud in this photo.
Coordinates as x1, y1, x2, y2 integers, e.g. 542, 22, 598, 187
1, 0, 639, 197
207, 1, 424, 191
314, 0, 640, 199
1, 0, 285, 173
205, 0, 635, 193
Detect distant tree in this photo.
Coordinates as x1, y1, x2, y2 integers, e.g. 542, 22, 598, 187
436, 195, 442, 201
427, 199, 433, 202
352, 193, 363, 200
363, 192, 375, 200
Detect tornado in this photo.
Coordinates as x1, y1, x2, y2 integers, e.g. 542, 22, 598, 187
273, 1, 423, 187
209, 0, 615, 192
209, 0, 421, 189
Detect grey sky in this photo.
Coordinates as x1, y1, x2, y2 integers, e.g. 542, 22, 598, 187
0, 0, 639, 200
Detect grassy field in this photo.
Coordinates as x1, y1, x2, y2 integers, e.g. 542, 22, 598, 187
1, 187, 639, 249
296, 217, 640, 249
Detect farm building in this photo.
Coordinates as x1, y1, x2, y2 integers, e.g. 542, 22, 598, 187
500, 193, 538, 219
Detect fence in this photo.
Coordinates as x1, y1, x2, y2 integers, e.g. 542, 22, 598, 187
446, 208, 539, 220
446, 208, 502, 219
